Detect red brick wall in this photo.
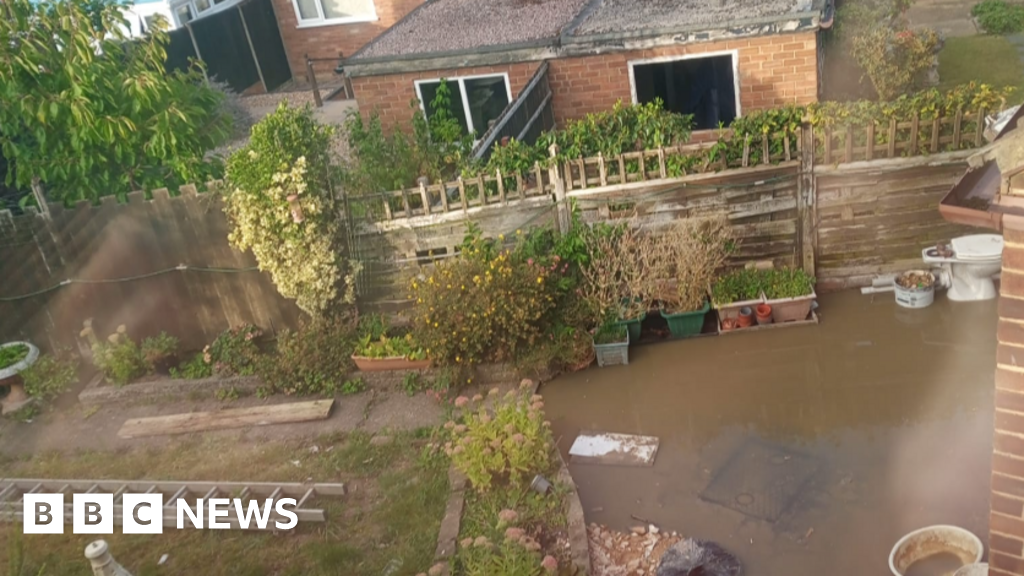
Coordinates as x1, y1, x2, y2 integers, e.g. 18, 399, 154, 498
994, 216, 1024, 576
548, 31, 819, 125
351, 62, 543, 133
272, 0, 424, 79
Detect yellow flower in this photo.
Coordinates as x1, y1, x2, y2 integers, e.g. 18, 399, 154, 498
537, 277, 543, 283
498, 234, 505, 240
434, 322, 439, 327
516, 229, 522, 235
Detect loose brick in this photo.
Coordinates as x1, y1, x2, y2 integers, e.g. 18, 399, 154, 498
993, 551, 1024, 574
993, 532, 1024, 556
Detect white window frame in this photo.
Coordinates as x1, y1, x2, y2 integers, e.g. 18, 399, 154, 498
290, 0, 378, 29
413, 73, 513, 140
170, 0, 250, 27
627, 51, 743, 125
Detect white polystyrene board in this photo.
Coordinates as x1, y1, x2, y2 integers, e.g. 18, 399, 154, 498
569, 432, 659, 466
951, 234, 1003, 261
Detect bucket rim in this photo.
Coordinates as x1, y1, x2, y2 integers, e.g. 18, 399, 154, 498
888, 525, 983, 576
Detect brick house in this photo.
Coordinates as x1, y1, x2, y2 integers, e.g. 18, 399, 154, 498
343, 0, 830, 138
272, 0, 424, 78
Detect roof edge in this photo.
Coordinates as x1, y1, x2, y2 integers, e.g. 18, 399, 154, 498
345, 43, 559, 77
562, 8, 822, 45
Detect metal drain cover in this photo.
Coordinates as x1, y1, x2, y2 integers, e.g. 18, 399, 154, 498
699, 439, 819, 523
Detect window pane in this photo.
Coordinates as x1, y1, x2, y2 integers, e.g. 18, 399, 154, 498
320, 0, 374, 19
463, 76, 510, 136
194, 0, 210, 12
418, 80, 469, 135
175, 4, 193, 22
296, 0, 319, 20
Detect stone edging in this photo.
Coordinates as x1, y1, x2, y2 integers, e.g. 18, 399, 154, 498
77, 373, 262, 406
432, 467, 468, 576
557, 451, 591, 576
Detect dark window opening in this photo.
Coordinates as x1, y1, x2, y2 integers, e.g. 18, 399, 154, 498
418, 80, 469, 135
633, 55, 737, 131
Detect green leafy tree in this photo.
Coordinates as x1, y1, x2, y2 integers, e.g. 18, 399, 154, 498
0, 0, 231, 204
224, 103, 359, 316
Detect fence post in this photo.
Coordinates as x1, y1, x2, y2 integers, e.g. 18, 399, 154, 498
306, 54, 322, 108
85, 540, 133, 576
549, 145, 569, 235
798, 120, 816, 276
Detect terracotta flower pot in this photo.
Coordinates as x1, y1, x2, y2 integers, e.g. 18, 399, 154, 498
737, 307, 754, 328
755, 304, 773, 325
720, 318, 737, 332
351, 356, 431, 372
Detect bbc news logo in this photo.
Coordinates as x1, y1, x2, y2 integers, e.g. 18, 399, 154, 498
22, 494, 299, 534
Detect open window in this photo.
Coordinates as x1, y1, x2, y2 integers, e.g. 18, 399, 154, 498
415, 74, 512, 139
630, 53, 739, 130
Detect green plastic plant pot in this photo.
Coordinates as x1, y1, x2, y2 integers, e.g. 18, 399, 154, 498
614, 312, 646, 344
661, 301, 710, 338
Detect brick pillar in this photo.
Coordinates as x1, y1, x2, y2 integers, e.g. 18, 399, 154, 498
994, 217, 1024, 575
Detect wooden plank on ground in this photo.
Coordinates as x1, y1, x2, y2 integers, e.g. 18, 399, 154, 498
118, 400, 335, 438
569, 432, 660, 466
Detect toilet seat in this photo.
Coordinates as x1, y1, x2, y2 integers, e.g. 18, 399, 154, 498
951, 234, 1003, 262
922, 234, 1003, 264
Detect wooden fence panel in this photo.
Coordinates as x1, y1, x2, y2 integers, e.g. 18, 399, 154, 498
0, 191, 300, 353
566, 165, 803, 270
348, 197, 558, 309
814, 156, 975, 291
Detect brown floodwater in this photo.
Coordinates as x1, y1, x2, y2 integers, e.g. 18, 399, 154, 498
541, 290, 997, 576
903, 552, 963, 576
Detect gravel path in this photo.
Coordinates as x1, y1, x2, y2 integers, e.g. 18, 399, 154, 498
571, 0, 810, 37
356, 0, 589, 59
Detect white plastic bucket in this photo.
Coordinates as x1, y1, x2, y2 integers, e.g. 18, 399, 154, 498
889, 525, 983, 576
894, 270, 935, 309
954, 563, 988, 576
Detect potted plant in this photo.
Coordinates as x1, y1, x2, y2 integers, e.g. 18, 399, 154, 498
352, 314, 430, 372
0, 341, 40, 415
593, 321, 629, 367
580, 222, 652, 345
711, 268, 765, 323
655, 216, 732, 338
761, 268, 816, 322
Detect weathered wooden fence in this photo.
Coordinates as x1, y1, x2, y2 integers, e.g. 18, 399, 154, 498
0, 186, 300, 352
350, 121, 983, 307
813, 152, 977, 290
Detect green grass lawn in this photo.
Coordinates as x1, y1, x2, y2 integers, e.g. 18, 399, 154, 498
939, 35, 1024, 103
2, 431, 448, 576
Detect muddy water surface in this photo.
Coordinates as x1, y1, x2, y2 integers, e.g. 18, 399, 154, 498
542, 290, 996, 575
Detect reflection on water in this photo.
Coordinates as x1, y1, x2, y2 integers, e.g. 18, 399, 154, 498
541, 290, 996, 576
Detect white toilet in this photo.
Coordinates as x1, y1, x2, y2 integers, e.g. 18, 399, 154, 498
921, 234, 1004, 301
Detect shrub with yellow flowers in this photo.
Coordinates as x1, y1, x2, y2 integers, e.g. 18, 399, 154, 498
411, 225, 561, 367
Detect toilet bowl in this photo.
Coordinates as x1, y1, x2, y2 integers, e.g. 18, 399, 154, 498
922, 234, 1004, 302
